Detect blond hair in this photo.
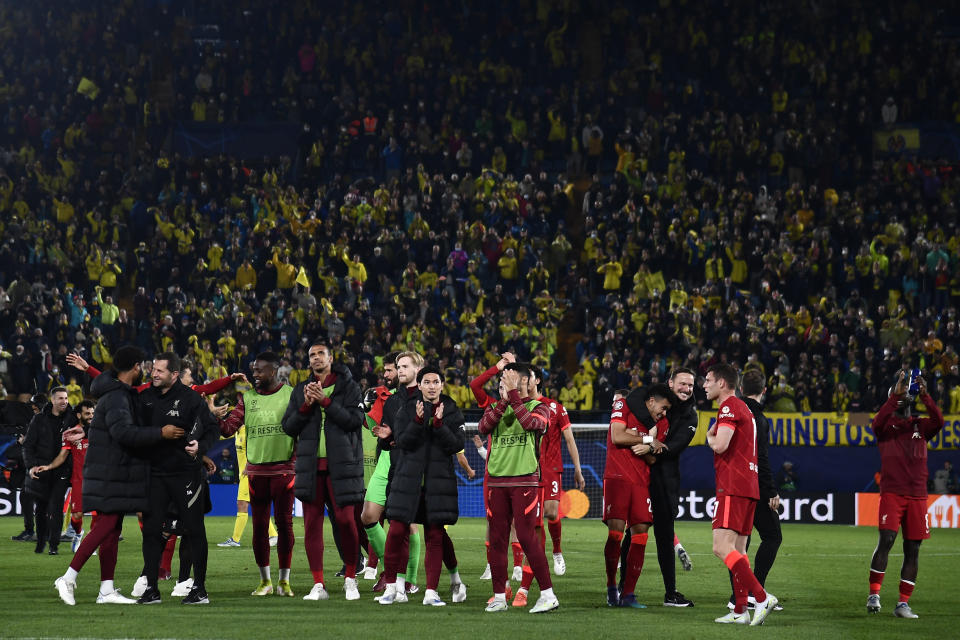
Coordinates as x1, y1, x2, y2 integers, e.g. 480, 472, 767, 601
396, 351, 424, 369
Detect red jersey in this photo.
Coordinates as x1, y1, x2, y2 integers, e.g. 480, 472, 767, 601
872, 392, 945, 497
538, 395, 571, 474
713, 395, 759, 500
61, 436, 88, 480
604, 398, 651, 485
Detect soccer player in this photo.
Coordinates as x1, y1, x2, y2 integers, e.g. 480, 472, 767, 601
603, 384, 673, 609
703, 363, 778, 626
359, 351, 400, 580
469, 352, 525, 585
727, 369, 782, 612
478, 363, 558, 613
32, 401, 96, 554
365, 351, 425, 597
379, 365, 466, 606
55, 346, 185, 606
136, 352, 219, 605
281, 340, 364, 601
651, 367, 699, 607
216, 423, 280, 548
532, 369, 585, 577
866, 370, 944, 618
219, 352, 296, 597
513, 368, 585, 607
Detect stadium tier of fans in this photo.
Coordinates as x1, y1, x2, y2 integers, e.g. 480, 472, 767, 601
1, 0, 960, 415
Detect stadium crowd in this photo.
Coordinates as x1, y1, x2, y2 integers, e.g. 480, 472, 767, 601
1, 0, 960, 418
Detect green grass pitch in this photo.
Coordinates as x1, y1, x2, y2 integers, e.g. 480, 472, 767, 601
3, 517, 957, 639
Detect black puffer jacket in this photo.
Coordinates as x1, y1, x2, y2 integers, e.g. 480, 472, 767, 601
385, 392, 465, 526
22, 404, 77, 497
650, 396, 698, 500
744, 397, 776, 500
282, 364, 365, 506
82, 373, 166, 513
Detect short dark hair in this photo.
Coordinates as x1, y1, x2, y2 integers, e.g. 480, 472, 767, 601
740, 369, 766, 397
644, 383, 678, 406
255, 351, 280, 367
669, 367, 696, 381
76, 400, 95, 412
707, 363, 740, 390
417, 365, 445, 383
50, 386, 68, 397
113, 345, 146, 373
155, 351, 182, 372
309, 340, 331, 353
504, 362, 532, 379
528, 366, 547, 384
383, 351, 401, 368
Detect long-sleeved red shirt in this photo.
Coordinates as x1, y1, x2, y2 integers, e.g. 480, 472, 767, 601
85, 365, 234, 396
220, 384, 295, 476
469, 365, 500, 409
872, 392, 944, 496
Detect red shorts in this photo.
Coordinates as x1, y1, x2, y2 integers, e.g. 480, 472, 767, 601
878, 493, 930, 540
712, 495, 757, 536
70, 477, 83, 512
541, 467, 562, 502
602, 478, 652, 526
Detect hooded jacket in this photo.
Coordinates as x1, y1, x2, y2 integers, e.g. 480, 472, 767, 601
385, 392, 465, 525
82, 372, 165, 513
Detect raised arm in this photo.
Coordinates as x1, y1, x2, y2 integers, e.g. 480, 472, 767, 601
219, 396, 246, 437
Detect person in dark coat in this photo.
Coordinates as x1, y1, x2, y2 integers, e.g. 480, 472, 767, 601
650, 367, 699, 607
53, 345, 185, 606
136, 351, 220, 605
382, 365, 466, 606
282, 340, 364, 601
22, 387, 77, 555
6, 398, 43, 542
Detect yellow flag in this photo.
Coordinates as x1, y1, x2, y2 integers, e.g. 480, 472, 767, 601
77, 77, 100, 100
296, 266, 310, 287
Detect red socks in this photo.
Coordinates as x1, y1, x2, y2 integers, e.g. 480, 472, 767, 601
724, 551, 767, 605
520, 564, 534, 590
603, 531, 624, 587
869, 569, 884, 595
511, 542, 523, 568
869, 570, 913, 603
160, 535, 177, 573
621, 533, 647, 596
312, 569, 324, 585
898, 579, 914, 603
548, 518, 562, 554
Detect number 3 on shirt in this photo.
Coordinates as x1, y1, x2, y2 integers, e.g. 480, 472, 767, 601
552, 480, 559, 494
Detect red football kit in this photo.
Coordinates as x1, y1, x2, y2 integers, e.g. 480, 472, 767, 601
603, 398, 652, 527
62, 436, 89, 513
872, 392, 944, 540
539, 395, 570, 501
712, 395, 759, 536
